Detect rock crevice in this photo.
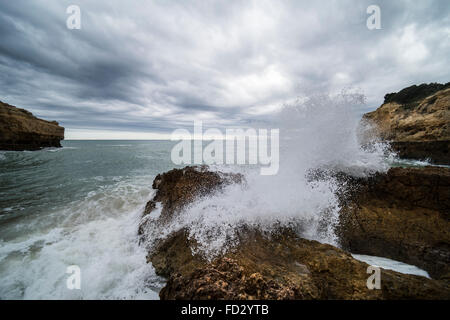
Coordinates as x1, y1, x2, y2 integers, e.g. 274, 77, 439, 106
337, 167, 450, 280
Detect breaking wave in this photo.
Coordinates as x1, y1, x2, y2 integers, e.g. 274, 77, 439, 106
142, 92, 393, 258
0, 174, 164, 299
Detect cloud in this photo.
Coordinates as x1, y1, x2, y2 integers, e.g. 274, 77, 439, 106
0, 0, 448, 139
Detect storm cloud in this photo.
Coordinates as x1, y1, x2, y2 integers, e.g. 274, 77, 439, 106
0, 0, 449, 138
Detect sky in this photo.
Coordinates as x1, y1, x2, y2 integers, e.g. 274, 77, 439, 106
0, 0, 449, 139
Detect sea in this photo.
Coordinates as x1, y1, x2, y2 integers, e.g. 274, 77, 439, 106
0, 141, 176, 299
0, 140, 433, 299
0, 95, 438, 299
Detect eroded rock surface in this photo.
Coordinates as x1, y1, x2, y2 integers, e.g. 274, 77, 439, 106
156, 230, 449, 300
0, 101, 64, 151
338, 166, 450, 280
138, 166, 243, 235
141, 166, 450, 299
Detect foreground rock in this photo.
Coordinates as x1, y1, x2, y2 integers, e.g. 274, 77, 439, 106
0, 101, 64, 151
154, 230, 450, 300
338, 166, 450, 280
141, 166, 450, 299
363, 83, 449, 164
138, 166, 243, 235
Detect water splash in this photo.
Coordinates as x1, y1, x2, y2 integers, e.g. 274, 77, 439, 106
142, 92, 393, 259
0, 177, 164, 299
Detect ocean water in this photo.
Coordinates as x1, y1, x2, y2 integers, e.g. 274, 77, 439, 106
0, 140, 179, 299
0, 139, 433, 299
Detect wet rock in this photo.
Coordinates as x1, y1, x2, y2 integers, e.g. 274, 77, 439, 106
141, 166, 450, 299
155, 229, 449, 300
138, 166, 243, 236
337, 166, 450, 280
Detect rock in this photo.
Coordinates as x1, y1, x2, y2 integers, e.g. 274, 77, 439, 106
138, 165, 243, 236
141, 166, 450, 299
383, 83, 450, 106
363, 83, 450, 164
156, 231, 449, 300
337, 166, 450, 280
0, 101, 64, 151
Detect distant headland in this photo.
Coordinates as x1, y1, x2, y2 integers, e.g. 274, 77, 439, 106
0, 101, 64, 151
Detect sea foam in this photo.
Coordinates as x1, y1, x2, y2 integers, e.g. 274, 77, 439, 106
142, 92, 393, 258
0, 176, 163, 299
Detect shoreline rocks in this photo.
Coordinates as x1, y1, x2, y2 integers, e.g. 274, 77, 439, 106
139, 82, 450, 299
0, 101, 64, 151
337, 166, 450, 281
157, 231, 449, 300
138, 166, 243, 236
140, 166, 450, 300
363, 83, 449, 164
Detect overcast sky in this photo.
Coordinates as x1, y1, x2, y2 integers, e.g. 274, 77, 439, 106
0, 0, 449, 139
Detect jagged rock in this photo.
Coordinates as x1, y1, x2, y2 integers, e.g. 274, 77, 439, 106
156, 231, 449, 300
363, 83, 450, 164
141, 166, 450, 299
337, 166, 450, 280
138, 165, 243, 235
0, 101, 64, 151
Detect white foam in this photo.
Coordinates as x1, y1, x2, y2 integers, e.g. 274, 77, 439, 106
0, 177, 163, 300
352, 254, 430, 278
390, 157, 450, 169
142, 92, 393, 259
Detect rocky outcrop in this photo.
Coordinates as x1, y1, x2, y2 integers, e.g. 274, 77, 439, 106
141, 166, 450, 300
337, 167, 450, 280
138, 166, 243, 235
363, 83, 450, 164
155, 230, 449, 300
0, 101, 64, 151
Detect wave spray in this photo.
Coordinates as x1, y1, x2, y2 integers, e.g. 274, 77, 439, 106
142, 91, 392, 258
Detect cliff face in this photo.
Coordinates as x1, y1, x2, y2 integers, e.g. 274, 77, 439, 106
337, 167, 450, 280
363, 83, 450, 164
0, 101, 64, 151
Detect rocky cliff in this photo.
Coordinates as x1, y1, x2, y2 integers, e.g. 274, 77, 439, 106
363, 83, 450, 164
140, 166, 450, 300
337, 166, 450, 280
0, 101, 64, 151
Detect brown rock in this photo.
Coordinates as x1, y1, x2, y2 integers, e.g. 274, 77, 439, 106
0, 101, 64, 151
141, 166, 450, 300
155, 229, 449, 300
337, 166, 450, 280
363, 83, 450, 164
138, 165, 243, 235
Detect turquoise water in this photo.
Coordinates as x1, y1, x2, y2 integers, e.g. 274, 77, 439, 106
0, 140, 178, 299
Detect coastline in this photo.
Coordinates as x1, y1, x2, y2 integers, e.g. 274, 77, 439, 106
139, 164, 450, 299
